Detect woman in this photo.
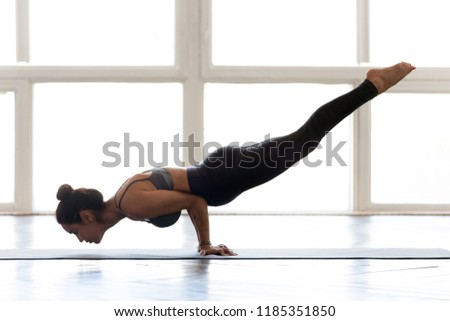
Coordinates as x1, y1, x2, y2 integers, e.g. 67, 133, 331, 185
56, 62, 415, 256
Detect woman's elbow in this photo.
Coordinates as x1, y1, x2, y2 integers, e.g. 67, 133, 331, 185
188, 195, 208, 210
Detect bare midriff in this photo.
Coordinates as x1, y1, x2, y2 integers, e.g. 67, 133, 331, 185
165, 167, 191, 193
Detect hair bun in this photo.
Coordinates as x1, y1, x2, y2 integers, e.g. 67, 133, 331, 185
56, 184, 74, 201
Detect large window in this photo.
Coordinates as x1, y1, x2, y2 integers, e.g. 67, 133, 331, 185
0, 92, 15, 204
33, 83, 182, 212
1, 0, 450, 214
0, 1, 16, 63
212, 0, 357, 66
370, 0, 450, 66
29, 0, 175, 65
371, 94, 450, 205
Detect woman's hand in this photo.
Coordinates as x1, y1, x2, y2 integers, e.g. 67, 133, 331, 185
198, 243, 237, 256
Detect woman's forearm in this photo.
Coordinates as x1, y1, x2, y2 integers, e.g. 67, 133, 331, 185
187, 197, 210, 248
186, 195, 236, 256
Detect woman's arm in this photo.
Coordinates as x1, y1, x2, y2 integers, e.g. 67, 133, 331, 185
122, 190, 236, 256
187, 196, 236, 256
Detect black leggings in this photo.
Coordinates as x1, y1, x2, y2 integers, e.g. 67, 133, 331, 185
187, 80, 378, 206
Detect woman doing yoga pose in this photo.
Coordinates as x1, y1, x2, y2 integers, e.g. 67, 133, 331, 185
55, 62, 416, 256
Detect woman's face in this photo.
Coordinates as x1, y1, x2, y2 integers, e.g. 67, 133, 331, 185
61, 212, 105, 244
61, 222, 105, 244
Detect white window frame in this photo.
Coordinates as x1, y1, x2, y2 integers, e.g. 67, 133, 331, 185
1, 0, 450, 214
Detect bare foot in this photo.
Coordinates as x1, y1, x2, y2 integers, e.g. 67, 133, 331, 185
366, 62, 416, 94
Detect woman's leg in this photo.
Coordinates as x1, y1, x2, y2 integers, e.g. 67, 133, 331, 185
230, 63, 416, 190
230, 79, 378, 190
189, 79, 375, 206
188, 63, 416, 205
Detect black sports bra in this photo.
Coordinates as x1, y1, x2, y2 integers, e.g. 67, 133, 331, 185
114, 168, 181, 228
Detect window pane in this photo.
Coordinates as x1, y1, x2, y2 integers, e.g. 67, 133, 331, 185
371, 94, 450, 204
0, 92, 15, 203
212, 0, 356, 66
371, 0, 450, 66
30, 0, 174, 65
0, 0, 16, 63
204, 84, 352, 213
33, 83, 182, 212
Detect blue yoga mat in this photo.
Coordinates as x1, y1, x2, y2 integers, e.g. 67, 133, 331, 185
1, 248, 449, 260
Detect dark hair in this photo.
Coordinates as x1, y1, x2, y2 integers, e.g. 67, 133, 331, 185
56, 184, 106, 224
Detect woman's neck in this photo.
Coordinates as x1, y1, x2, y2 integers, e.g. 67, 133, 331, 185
102, 199, 126, 229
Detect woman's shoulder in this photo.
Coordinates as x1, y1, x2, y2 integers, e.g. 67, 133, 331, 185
113, 172, 155, 209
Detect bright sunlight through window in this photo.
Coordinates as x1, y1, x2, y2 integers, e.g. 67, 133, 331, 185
0, 92, 15, 203
29, 0, 175, 65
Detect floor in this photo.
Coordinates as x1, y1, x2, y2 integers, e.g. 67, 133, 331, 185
1, 214, 449, 301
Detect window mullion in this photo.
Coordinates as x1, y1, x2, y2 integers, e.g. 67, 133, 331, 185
352, 99, 372, 212
179, 0, 204, 166
356, 0, 370, 64
16, 0, 29, 63
353, 0, 371, 213
15, 0, 31, 212
14, 81, 33, 213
